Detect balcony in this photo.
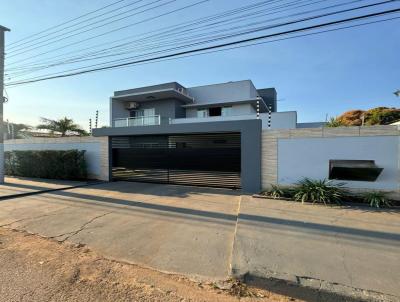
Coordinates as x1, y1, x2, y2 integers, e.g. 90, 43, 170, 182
113, 115, 161, 127
112, 112, 298, 129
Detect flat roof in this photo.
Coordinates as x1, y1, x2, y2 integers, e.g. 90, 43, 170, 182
112, 88, 194, 104
0, 25, 10, 31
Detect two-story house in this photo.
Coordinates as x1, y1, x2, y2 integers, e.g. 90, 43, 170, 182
93, 80, 298, 192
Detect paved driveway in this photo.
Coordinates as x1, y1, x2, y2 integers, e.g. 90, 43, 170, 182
0, 181, 240, 279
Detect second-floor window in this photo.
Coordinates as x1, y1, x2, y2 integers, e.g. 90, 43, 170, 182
197, 106, 232, 118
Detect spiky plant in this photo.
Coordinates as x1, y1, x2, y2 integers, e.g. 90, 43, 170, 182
294, 178, 345, 205
363, 191, 392, 208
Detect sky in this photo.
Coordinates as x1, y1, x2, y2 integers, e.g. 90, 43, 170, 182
1, 0, 399, 130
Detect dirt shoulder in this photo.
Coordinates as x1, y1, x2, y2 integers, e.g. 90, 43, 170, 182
0, 228, 300, 302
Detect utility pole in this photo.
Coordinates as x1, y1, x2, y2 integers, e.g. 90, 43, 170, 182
0, 25, 10, 184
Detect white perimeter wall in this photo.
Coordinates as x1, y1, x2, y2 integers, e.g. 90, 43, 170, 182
4, 137, 109, 180
278, 136, 399, 190
262, 126, 400, 197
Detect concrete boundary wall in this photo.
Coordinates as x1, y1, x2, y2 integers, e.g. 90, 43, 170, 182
262, 125, 400, 198
4, 137, 109, 181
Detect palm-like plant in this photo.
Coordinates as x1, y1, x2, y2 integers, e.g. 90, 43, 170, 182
325, 117, 345, 128
37, 117, 87, 137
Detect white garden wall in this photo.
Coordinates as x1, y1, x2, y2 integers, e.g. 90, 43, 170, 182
4, 137, 109, 181
278, 136, 399, 190
262, 126, 400, 198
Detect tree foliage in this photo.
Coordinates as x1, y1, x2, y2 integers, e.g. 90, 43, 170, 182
326, 107, 400, 127
37, 117, 87, 137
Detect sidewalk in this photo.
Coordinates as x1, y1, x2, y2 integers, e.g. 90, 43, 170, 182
0, 177, 86, 198
231, 196, 400, 301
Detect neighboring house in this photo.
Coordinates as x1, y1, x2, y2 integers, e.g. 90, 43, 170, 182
93, 80, 298, 192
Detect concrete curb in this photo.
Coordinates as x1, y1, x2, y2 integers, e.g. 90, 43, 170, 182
232, 270, 399, 302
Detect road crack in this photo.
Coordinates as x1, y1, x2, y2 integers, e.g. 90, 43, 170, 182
52, 212, 112, 242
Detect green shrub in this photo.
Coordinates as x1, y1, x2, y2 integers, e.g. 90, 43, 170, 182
363, 191, 392, 208
263, 184, 294, 199
294, 178, 345, 205
5, 150, 87, 180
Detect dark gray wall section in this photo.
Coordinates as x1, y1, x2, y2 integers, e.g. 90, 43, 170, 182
114, 82, 185, 96
113, 98, 186, 122
129, 98, 186, 121
93, 120, 262, 193
257, 88, 277, 112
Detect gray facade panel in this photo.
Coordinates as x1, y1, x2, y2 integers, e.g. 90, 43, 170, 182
114, 82, 185, 96
257, 88, 277, 112
135, 98, 184, 120
112, 98, 187, 124
187, 80, 257, 105
93, 120, 262, 193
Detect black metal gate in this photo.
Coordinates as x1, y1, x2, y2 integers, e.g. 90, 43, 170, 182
111, 133, 241, 189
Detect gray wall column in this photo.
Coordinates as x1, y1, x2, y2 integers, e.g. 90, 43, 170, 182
241, 122, 262, 193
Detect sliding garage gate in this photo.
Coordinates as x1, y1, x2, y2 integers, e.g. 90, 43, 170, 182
111, 133, 241, 189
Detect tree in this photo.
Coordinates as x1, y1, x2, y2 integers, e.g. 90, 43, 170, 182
364, 107, 400, 125
37, 117, 87, 137
326, 107, 400, 127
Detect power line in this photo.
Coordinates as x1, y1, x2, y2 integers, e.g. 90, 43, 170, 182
7, 1, 149, 52
7, 0, 128, 47
7, 0, 177, 57
6, 16, 400, 87
8, 0, 395, 79
5, 0, 310, 68
6, 8, 400, 87
5, 0, 209, 63
7, 6, 399, 82
6, 0, 381, 74
6, 0, 333, 74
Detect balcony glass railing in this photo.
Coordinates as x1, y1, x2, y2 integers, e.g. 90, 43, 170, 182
113, 115, 161, 127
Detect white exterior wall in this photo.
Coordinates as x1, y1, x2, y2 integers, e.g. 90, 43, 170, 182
4, 137, 109, 180
261, 126, 400, 198
278, 136, 399, 190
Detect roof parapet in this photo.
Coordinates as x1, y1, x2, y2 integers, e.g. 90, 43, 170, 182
0, 25, 10, 32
